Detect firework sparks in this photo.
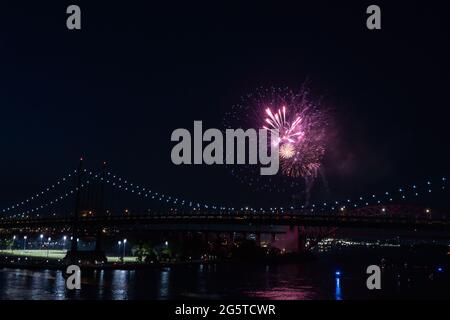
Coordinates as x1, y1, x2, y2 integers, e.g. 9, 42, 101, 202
279, 143, 295, 159
223, 85, 329, 194
263, 107, 305, 144
261, 100, 327, 179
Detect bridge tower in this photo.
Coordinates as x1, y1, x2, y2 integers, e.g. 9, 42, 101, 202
94, 162, 106, 253
297, 227, 307, 253
64, 158, 107, 265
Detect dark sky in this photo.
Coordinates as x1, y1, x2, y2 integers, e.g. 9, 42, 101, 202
1, 1, 449, 208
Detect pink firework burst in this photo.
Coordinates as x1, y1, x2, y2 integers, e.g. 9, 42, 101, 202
223, 85, 329, 193
263, 106, 305, 145
259, 92, 328, 179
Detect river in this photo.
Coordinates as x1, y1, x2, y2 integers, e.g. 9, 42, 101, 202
0, 246, 448, 300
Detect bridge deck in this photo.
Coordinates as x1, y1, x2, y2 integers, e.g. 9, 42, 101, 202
1, 214, 449, 231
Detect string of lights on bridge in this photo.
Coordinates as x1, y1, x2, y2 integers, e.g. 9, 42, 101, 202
100, 170, 447, 214
1, 170, 103, 219
0, 167, 447, 218
0, 170, 77, 215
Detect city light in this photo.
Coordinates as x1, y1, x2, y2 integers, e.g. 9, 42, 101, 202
23, 235, 27, 251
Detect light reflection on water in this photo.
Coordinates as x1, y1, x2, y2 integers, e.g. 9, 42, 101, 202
0, 263, 325, 300
111, 270, 129, 300
0, 248, 448, 300
159, 268, 170, 298
335, 277, 342, 300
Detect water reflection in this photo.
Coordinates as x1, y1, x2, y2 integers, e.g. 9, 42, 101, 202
335, 277, 342, 300
111, 270, 129, 300
159, 268, 171, 298
0, 247, 447, 300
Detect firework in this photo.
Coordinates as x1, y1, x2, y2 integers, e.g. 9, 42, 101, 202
279, 143, 295, 159
223, 85, 329, 194
259, 90, 327, 179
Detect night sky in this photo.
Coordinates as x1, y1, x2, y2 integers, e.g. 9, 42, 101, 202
1, 1, 449, 209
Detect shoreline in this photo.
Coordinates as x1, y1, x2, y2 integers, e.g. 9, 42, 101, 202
0, 252, 316, 271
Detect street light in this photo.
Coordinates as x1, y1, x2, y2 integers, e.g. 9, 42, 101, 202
40, 234, 44, 248
63, 236, 67, 250
47, 237, 51, 258
11, 235, 16, 252
23, 235, 27, 252
117, 240, 122, 259
123, 239, 127, 259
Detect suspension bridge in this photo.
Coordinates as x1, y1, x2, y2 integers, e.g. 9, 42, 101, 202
0, 159, 448, 264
